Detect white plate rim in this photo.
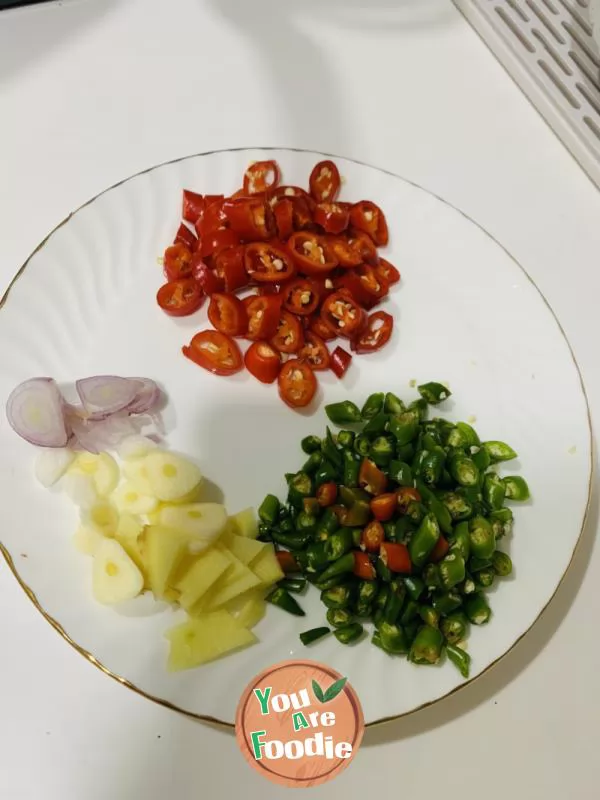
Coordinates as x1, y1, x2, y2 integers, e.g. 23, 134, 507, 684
0, 146, 593, 730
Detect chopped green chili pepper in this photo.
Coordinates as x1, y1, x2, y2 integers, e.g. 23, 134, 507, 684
459, 575, 476, 595
363, 411, 390, 438
375, 584, 390, 611
417, 449, 445, 486
418, 381, 451, 405
321, 427, 342, 469
358, 580, 378, 606
393, 516, 415, 544
378, 621, 410, 654
448, 452, 480, 487
419, 605, 440, 628
337, 430, 355, 449
314, 459, 339, 486
334, 623, 363, 644
446, 644, 471, 678
483, 440, 518, 463
396, 442, 416, 462
439, 553, 466, 590
326, 607, 354, 628
257, 523, 273, 542
471, 446, 491, 473
303, 542, 330, 573
318, 507, 340, 534
376, 557, 392, 583
315, 574, 347, 591
302, 451, 323, 475
318, 551, 355, 583
438, 491, 473, 521
409, 398, 428, 421
325, 400, 362, 426
300, 627, 330, 646
503, 476, 530, 501
287, 471, 315, 507
296, 511, 317, 536
383, 580, 406, 624
361, 392, 385, 420
404, 575, 425, 601
492, 550, 513, 577
468, 555, 492, 572
321, 584, 353, 609
404, 620, 420, 644
409, 625, 444, 665
468, 515, 496, 560
370, 435, 394, 467
464, 592, 492, 625
389, 411, 420, 445
389, 460, 414, 487
422, 429, 442, 448
400, 598, 419, 625
280, 577, 307, 594
474, 567, 495, 589
417, 481, 453, 535
423, 562, 442, 589
483, 473, 506, 511
432, 590, 462, 615
448, 521, 471, 561
353, 434, 371, 457
384, 391, 406, 415
301, 435, 322, 454
271, 529, 311, 549
325, 528, 354, 561
258, 494, 280, 525
408, 513, 440, 568
489, 508, 513, 539
279, 518, 294, 534
343, 499, 371, 527
265, 587, 305, 616
440, 612, 469, 645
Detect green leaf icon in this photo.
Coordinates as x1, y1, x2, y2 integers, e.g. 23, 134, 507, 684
323, 677, 348, 703
312, 679, 325, 703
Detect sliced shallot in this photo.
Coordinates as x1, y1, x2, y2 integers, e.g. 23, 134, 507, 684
76, 376, 138, 416
6, 378, 69, 447
126, 378, 161, 414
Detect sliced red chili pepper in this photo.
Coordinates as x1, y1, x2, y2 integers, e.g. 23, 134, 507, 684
380, 542, 412, 574
349, 230, 380, 266
313, 202, 350, 235
276, 550, 300, 574
270, 310, 304, 354
195, 196, 226, 239
270, 185, 314, 204
298, 331, 331, 371
429, 535, 450, 563
182, 190, 205, 224
244, 242, 295, 283
163, 243, 193, 282
320, 291, 365, 338
309, 315, 337, 342
287, 232, 337, 276
243, 294, 282, 340
331, 505, 349, 525
213, 246, 248, 293
326, 236, 363, 268
156, 279, 204, 317
173, 223, 198, 251
349, 201, 389, 246
370, 492, 398, 522
222, 198, 273, 241
352, 310, 394, 354
353, 551, 376, 580
309, 160, 341, 203
359, 458, 388, 495
290, 196, 315, 231
362, 520, 385, 553
396, 486, 422, 514
256, 284, 281, 296
243, 160, 280, 195
191, 255, 224, 295
376, 258, 401, 286
282, 278, 319, 316
316, 482, 338, 507
278, 359, 317, 409
334, 275, 378, 310
337, 266, 389, 309
273, 198, 294, 239
182, 330, 243, 376
199, 228, 241, 259
330, 346, 352, 378
244, 340, 281, 384
207, 292, 248, 337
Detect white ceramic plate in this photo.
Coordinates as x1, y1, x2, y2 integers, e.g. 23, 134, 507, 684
0, 149, 591, 727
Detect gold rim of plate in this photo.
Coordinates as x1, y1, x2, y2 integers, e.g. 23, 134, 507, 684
0, 147, 594, 731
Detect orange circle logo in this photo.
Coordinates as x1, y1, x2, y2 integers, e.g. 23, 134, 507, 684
236, 660, 364, 788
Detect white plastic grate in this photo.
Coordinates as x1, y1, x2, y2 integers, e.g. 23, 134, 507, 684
453, 0, 600, 187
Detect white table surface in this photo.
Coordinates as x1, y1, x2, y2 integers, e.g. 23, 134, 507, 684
1, 1, 599, 797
